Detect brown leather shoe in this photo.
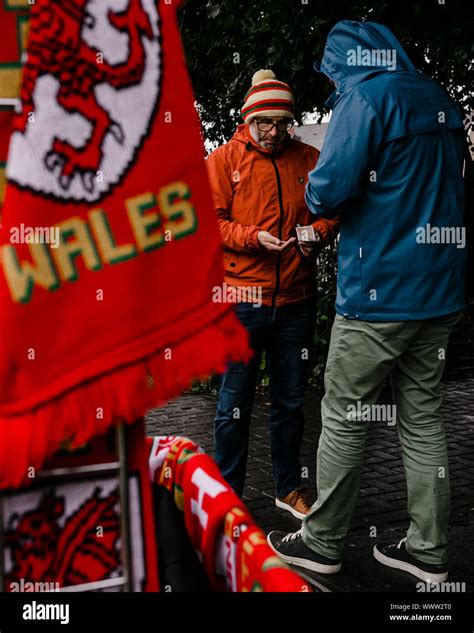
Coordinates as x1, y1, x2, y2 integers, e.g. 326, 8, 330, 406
275, 487, 313, 520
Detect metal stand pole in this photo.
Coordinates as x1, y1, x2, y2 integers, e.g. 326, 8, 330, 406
117, 423, 133, 592
0, 493, 4, 592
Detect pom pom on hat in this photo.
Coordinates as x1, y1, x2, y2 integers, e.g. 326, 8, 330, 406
242, 69, 295, 124
251, 69, 276, 85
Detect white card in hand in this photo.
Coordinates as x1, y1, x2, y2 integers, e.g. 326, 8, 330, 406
296, 225, 317, 242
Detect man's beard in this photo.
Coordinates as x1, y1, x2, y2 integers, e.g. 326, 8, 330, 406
249, 125, 283, 152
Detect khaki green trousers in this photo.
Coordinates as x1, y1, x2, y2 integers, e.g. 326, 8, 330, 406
303, 312, 460, 565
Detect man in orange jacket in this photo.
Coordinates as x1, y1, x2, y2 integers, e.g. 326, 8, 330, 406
207, 69, 339, 519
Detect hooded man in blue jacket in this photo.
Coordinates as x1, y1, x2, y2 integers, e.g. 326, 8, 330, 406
268, 20, 467, 584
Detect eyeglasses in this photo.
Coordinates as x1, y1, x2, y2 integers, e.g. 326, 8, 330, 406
255, 119, 294, 132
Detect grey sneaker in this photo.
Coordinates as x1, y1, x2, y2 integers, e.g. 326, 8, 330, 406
373, 537, 448, 584
267, 528, 342, 574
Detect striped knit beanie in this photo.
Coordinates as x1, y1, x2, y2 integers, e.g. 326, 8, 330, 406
241, 69, 295, 124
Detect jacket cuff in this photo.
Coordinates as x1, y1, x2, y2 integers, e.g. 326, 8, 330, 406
312, 218, 341, 245
247, 225, 263, 251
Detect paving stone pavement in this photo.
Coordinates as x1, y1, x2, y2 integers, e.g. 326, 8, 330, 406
146, 376, 474, 592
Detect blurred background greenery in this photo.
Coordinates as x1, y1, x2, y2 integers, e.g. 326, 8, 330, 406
179, 0, 473, 144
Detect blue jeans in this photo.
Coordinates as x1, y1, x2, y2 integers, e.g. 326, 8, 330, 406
214, 299, 316, 498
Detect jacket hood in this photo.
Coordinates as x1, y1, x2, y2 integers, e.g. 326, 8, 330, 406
315, 21, 416, 103
232, 124, 258, 147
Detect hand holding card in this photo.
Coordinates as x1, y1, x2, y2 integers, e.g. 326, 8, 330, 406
296, 225, 322, 257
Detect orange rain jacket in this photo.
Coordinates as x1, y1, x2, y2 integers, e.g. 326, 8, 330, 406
207, 124, 340, 307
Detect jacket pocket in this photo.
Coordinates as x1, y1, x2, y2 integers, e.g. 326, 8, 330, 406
223, 249, 241, 277
222, 249, 255, 279
222, 248, 273, 285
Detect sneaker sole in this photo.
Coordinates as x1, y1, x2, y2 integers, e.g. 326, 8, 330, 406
373, 546, 448, 584
275, 498, 306, 520
267, 534, 341, 575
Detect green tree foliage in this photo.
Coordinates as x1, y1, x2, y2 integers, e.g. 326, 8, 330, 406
179, 0, 473, 144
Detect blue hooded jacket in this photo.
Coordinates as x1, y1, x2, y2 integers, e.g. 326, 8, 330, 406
307, 20, 467, 321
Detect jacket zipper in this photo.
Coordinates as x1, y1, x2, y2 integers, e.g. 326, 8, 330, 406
270, 156, 284, 309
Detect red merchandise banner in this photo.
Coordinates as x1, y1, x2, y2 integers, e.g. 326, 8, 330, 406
0, 0, 251, 489
3, 422, 160, 592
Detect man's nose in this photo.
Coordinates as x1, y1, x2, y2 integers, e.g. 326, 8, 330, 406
270, 126, 279, 137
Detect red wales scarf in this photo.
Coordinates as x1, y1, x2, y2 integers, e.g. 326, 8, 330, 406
0, 0, 250, 489
149, 436, 312, 593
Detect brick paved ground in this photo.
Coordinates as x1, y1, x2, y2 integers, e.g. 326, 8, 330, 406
146, 375, 474, 592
